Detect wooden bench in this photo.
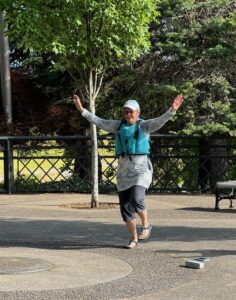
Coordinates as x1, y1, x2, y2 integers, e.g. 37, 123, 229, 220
215, 180, 236, 210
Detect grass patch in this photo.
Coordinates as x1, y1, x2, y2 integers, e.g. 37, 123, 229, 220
0, 148, 66, 181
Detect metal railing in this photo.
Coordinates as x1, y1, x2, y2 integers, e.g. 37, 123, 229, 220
0, 135, 236, 194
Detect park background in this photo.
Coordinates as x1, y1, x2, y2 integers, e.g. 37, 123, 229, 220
0, 0, 236, 204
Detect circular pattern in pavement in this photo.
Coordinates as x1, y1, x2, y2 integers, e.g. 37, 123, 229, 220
0, 248, 132, 292
0, 257, 54, 274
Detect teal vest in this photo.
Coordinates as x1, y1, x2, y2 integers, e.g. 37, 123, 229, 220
115, 119, 150, 156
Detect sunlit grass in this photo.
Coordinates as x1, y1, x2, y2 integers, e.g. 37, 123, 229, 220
0, 149, 67, 183
0, 141, 118, 185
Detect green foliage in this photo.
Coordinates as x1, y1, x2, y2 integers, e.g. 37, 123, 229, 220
14, 174, 92, 193
2, 0, 159, 72
97, 0, 236, 136
2, 0, 236, 138
14, 174, 116, 193
99, 0, 236, 136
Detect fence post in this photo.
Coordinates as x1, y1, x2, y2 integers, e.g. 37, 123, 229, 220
4, 139, 13, 194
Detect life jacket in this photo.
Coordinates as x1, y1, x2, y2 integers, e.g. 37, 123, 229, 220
115, 119, 150, 156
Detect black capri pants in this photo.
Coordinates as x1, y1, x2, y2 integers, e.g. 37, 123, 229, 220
118, 185, 146, 222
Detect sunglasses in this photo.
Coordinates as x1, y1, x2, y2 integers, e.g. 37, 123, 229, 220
123, 109, 136, 114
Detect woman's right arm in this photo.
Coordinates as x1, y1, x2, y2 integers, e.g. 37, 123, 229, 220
73, 95, 120, 133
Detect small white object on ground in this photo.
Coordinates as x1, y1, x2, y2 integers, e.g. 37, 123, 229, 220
185, 257, 210, 269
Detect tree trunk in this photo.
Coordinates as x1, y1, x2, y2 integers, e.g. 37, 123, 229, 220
89, 70, 99, 208
0, 11, 12, 125
90, 121, 99, 207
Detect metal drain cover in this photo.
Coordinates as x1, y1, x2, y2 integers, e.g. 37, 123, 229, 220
0, 257, 54, 274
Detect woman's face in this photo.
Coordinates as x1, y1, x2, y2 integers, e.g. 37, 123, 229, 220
123, 108, 140, 125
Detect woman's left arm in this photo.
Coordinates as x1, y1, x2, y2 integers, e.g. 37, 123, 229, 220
142, 94, 183, 133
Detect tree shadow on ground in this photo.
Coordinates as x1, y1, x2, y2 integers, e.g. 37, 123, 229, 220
0, 218, 235, 249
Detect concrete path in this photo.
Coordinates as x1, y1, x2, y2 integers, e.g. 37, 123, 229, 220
0, 193, 235, 299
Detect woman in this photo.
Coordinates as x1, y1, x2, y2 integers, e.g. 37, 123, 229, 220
73, 94, 183, 248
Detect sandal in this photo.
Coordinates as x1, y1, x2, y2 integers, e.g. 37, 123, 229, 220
125, 240, 138, 249
138, 224, 152, 240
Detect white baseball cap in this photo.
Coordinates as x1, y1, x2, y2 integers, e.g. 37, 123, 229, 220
123, 100, 140, 111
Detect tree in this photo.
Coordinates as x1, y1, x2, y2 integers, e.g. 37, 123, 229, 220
102, 0, 236, 135
150, 0, 236, 136
1, 0, 158, 206
0, 10, 12, 126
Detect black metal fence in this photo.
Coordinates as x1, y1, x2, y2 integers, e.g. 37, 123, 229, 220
0, 135, 236, 194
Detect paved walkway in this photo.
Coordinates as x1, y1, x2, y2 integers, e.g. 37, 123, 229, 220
0, 193, 235, 299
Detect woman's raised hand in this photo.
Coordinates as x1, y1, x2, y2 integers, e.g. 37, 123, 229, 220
171, 94, 183, 112
73, 94, 84, 113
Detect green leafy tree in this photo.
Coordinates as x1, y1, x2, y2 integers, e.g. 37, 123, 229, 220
1, 0, 158, 206
101, 0, 236, 135
150, 0, 236, 136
